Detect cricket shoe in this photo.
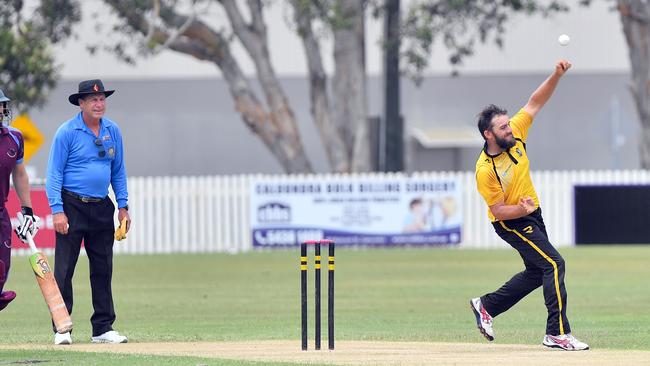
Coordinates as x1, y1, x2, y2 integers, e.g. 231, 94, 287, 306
0, 290, 16, 311
92, 330, 128, 343
543, 334, 589, 351
54, 332, 72, 345
470, 297, 494, 341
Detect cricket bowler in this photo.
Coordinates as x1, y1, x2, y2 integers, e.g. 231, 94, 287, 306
471, 60, 589, 351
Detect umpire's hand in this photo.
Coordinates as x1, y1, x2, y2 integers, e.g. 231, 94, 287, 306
118, 208, 131, 233
53, 212, 69, 235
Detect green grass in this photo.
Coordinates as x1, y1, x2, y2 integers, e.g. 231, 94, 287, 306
0, 350, 306, 366
1, 246, 649, 365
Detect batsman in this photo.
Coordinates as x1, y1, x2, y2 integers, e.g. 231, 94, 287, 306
0, 89, 41, 312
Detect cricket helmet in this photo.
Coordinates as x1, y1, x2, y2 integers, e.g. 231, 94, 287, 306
0, 89, 10, 103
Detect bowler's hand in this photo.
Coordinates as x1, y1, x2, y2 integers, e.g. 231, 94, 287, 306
118, 208, 131, 233
518, 196, 536, 215
53, 212, 69, 235
555, 59, 572, 76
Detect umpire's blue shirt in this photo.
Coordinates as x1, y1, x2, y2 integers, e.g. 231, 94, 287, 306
46, 112, 128, 214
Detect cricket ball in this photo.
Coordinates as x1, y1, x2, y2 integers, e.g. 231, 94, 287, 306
558, 34, 570, 46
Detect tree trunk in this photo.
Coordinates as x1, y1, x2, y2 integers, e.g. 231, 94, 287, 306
221, 0, 312, 173
291, 0, 350, 173
332, 0, 371, 172
618, 0, 650, 168
105, 0, 312, 173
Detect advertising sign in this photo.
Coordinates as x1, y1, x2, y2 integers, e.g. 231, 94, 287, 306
250, 176, 462, 247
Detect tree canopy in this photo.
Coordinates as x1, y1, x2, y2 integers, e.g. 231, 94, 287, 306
0, 0, 79, 112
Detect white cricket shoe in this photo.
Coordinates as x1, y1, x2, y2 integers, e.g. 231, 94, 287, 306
91, 330, 128, 344
543, 334, 589, 351
54, 332, 72, 345
470, 297, 494, 341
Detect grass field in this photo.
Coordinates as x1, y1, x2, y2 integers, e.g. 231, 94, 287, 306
1, 245, 649, 365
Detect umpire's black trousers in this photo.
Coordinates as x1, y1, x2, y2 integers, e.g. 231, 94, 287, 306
53, 193, 116, 336
480, 208, 571, 336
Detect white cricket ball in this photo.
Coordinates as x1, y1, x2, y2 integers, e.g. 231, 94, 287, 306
558, 34, 570, 46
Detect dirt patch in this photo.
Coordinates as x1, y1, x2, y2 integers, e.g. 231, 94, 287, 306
1, 340, 647, 365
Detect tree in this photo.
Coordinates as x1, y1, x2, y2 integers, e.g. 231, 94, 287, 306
0, 0, 80, 113
291, 0, 369, 172
407, 0, 650, 170
96, 0, 377, 173
98, 0, 314, 173
95, 0, 575, 173
401, 1, 568, 81
616, 0, 650, 168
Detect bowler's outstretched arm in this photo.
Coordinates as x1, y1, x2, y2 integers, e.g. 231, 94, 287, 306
523, 60, 571, 117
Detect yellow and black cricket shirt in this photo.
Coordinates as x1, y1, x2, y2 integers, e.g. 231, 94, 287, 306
475, 109, 539, 222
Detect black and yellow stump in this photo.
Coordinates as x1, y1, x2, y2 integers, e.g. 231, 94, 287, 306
300, 239, 335, 351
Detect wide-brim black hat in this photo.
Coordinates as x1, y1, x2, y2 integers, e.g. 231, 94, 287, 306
68, 79, 115, 106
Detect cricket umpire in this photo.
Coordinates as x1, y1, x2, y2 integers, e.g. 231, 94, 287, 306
470, 60, 589, 351
46, 79, 130, 345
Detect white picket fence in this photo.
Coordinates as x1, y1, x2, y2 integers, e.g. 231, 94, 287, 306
111, 170, 650, 254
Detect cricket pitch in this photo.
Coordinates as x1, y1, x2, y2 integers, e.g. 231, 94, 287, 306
2, 340, 648, 365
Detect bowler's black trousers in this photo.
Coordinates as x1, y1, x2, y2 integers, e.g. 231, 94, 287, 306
480, 208, 571, 336
53, 193, 116, 336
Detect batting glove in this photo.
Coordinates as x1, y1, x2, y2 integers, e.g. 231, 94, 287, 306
15, 207, 41, 242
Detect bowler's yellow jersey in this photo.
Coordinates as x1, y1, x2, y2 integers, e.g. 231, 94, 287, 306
475, 109, 539, 222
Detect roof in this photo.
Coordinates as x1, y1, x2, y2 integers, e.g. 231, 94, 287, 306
410, 126, 483, 149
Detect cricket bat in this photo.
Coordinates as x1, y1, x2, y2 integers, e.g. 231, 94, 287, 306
25, 231, 73, 333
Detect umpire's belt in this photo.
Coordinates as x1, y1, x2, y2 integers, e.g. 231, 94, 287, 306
62, 189, 105, 203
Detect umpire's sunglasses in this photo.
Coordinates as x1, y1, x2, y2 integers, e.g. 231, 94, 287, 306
94, 138, 106, 158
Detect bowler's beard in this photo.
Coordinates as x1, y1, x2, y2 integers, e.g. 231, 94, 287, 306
495, 134, 516, 150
